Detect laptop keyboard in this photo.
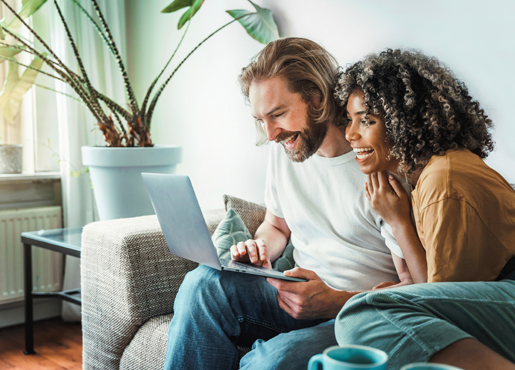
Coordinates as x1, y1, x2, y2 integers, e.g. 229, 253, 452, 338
220, 259, 269, 274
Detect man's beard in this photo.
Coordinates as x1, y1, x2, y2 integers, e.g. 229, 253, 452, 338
275, 117, 328, 163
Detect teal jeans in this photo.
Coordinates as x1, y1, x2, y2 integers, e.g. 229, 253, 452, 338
335, 279, 515, 370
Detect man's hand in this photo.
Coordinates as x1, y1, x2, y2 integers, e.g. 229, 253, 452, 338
366, 171, 411, 228
231, 239, 272, 269
266, 267, 356, 320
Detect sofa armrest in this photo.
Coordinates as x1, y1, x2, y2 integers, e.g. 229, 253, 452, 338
81, 209, 226, 370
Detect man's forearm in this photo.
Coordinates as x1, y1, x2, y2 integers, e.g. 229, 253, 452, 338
254, 220, 289, 262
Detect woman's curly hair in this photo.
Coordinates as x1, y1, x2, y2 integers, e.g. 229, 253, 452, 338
334, 49, 494, 182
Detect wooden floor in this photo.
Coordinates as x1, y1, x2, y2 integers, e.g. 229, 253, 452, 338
0, 318, 82, 370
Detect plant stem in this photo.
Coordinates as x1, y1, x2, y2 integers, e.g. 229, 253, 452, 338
110, 109, 127, 137
140, 15, 192, 128
1, 26, 104, 123
34, 83, 83, 103
53, 0, 108, 123
95, 92, 132, 122
0, 41, 59, 66
3, 28, 39, 50
90, 0, 139, 113
69, 0, 115, 55
146, 14, 253, 128
1, 1, 74, 79
0, 55, 65, 82
0, 1, 105, 122
64, 69, 132, 122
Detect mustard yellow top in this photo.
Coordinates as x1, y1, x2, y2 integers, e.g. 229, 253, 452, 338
411, 149, 515, 282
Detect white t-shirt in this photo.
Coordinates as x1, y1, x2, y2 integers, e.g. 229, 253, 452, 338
265, 143, 402, 291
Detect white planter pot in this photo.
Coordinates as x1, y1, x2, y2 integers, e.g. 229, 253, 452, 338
0, 145, 23, 174
81, 145, 182, 221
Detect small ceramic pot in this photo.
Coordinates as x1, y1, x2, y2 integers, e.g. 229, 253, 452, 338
0, 145, 23, 174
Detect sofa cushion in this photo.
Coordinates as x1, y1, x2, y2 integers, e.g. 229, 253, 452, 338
223, 194, 266, 237
213, 208, 253, 260
120, 313, 251, 369
274, 240, 295, 272
120, 313, 173, 370
221, 195, 295, 272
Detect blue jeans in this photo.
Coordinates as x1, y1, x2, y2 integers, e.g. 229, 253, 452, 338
163, 265, 337, 370
335, 279, 515, 370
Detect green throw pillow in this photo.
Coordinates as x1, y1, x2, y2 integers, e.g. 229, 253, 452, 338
212, 208, 295, 272
274, 240, 295, 272
212, 208, 253, 261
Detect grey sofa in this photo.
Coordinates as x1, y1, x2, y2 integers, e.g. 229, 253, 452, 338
81, 196, 266, 369
82, 185, 515, 369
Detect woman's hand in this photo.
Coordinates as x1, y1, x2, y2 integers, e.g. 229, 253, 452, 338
366, 171, 411, 228
367, 172, 428, 284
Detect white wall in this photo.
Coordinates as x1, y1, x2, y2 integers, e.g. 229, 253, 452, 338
126, 0, 515, 210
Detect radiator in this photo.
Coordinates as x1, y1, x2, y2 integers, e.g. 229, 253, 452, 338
0, 206, 63, 305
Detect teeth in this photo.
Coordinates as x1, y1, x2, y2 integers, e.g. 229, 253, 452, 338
284, 134, 298, 145
353, 147, 374, 160
353, 147, 374, 153
356, 152, 373, 159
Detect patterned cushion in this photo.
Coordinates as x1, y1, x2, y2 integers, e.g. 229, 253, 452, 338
212, 208, 252, 260
221, 195, 295, 272
223, 194, 266, 237
274, 240, 295, 272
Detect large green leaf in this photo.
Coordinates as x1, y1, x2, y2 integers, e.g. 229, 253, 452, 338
0, 62, 21, 124
161, 0, 193, 13
0, 55, 45, 124
226, 1, 279, 44
18, 0, 48, 20
177, 0, 204, 29
0, 46, 24, 63
5, 0, 48, 30
161, 0, 204, 29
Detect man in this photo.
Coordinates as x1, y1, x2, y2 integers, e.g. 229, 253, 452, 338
163, 37, 410, 370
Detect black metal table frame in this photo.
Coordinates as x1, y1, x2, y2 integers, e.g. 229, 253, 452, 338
21, 231, 81, 355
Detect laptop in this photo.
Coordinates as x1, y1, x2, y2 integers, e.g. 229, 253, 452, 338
141, 173, 306, 282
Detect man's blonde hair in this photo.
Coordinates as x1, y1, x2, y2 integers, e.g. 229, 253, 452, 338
239, 37, 344, 142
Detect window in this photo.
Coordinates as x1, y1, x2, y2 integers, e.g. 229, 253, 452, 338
0, 0, 60, 175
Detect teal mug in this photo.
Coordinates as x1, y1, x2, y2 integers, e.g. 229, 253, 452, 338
400, 364, 464, 370
308, 345, 388, 370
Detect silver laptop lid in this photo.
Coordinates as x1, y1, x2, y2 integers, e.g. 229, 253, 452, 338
141, 173, 222, 270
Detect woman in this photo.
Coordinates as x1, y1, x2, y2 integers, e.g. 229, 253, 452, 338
333, 49, 515, 370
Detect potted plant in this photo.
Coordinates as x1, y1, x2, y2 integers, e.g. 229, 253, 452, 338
0, 0, 279, 219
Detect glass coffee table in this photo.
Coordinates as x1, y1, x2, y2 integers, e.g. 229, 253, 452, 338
20, 227, 82, 355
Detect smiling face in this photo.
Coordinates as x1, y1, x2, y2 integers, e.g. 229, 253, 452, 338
345, 89, 399, 174
249, 76, 327, 162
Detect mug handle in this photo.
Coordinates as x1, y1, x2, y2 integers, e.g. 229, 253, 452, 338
308, 354, 324, 370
